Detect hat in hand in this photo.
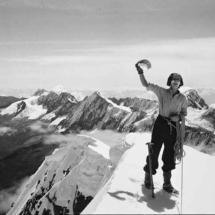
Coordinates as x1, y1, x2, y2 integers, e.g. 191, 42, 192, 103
138, 59, 152, 70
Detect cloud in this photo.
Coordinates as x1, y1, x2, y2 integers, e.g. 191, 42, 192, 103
0, 127, 16, 136
69, 91, 86, 101
195, 87, 215, 105
100, 90, 158, 101
2, 54, 119, 65
80, 130, 127, 147
2, 37, 215, 67
28, 121, 55, 134
0, 0, 47, 9
43, 131, 125, 148
43, 133, 78, 147
0, 177, 29, 214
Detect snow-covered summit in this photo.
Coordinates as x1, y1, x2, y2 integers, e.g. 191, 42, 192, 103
7, 132, 215, 214
89, 91, 132, 113
0, 96, 47, 119
182, 87, 208, 110
83, 132, 215, 214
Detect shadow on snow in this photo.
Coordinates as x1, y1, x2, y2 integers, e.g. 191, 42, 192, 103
107, 184, 178, 213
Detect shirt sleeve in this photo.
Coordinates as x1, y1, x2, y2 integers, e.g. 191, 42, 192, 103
180, 96, 188, 117
146, 83, 164, 101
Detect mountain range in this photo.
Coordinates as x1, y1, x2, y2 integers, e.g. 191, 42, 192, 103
1, 87, 215, 104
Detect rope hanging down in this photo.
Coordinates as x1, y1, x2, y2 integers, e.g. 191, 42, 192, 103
174, 116, 186, 164
160, 115, 186, 164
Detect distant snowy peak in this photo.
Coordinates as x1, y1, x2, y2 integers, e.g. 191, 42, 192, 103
37, 91, 78, 116
0, 96, 47, 119
182, 87, 208, 110
59, 91, 148, 132
88, 91, 131, 113
0, 89, 78, 120
108, 97, 158, 112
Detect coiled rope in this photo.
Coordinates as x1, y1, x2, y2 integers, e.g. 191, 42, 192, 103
174, 116, 186, 164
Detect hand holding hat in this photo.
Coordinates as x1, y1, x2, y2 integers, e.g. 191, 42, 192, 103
135, 59, 152, 74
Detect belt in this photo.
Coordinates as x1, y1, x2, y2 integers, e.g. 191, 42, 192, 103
158, 115, 176, 134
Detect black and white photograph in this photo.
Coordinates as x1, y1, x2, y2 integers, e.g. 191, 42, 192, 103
0, 0, 215, 214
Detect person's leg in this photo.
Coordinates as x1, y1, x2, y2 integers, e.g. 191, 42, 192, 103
144, 119, 166, 175
161, 124, 178, 194
162, 125, 177, 173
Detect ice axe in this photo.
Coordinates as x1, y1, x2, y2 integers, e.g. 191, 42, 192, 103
146, 142, 155, 198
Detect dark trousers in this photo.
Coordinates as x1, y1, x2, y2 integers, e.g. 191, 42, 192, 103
144, 115, 177, 175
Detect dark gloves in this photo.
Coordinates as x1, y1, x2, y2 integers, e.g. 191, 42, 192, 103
135, 63, 144, 74
135, 59, 151, 74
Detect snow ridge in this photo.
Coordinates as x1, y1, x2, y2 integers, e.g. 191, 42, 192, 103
7, 135, 116, 215
8, 132, 215, 214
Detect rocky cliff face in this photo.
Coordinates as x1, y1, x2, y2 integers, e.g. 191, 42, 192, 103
109, 97, 158, 112
58, 92, 157, 133
183, 88, 208, 110
37, 91, 78, 115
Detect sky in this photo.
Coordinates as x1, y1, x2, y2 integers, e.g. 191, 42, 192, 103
0, 0, 215, 91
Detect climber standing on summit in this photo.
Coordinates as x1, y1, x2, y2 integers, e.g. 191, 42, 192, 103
135, 59, 187, 195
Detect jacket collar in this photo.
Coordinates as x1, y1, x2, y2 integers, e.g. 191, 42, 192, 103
168, 88, 181, 96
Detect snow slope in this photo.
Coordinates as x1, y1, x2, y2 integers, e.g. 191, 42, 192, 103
7, 135, 114, 215
1, 96, 47, 119
186, 105, 215, 132
7, 132, 215, 214
82, 132, 215, 214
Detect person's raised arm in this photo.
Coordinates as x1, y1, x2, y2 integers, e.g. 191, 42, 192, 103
135, 62, 149, 87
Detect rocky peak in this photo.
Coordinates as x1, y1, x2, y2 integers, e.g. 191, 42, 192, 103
33, 89, 48, 96
87, 91, 102, 101
58, 92, 78, 104
60, 91, 157, 133
37, 91, 77, 114
109, 97, 158, 112
15, 101, 27, 116
182, 88, 208, 110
